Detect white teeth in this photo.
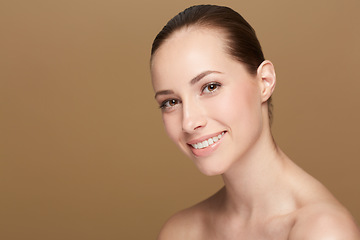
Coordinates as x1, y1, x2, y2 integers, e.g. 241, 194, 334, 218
191, 132, 226, 149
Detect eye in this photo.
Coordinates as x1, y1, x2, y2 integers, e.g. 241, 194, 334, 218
202, 82, 221, 94
160, 99, 181, 109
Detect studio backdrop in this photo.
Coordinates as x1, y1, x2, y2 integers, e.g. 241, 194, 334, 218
1, 0, 359, 239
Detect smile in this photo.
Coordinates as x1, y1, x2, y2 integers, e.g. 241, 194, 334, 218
190, 131, 225, 149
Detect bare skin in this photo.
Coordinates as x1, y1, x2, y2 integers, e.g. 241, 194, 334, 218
158, 151, 360, 239
151, 27, 360, 240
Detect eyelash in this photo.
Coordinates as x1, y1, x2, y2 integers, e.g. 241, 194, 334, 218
159, 99, 181, 110
201, 82, 221, 94
159, 82, 222, 110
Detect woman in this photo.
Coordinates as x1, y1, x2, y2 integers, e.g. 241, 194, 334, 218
150, 5, 360, 239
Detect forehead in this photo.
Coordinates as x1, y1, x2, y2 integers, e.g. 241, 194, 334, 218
151, 27, 231, 88
151, 27, 238, 90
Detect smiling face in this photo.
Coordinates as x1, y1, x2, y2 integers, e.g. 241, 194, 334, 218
151, 27, 272, 176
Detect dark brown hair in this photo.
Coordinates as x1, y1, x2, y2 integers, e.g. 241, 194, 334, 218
151, 5, 273, 124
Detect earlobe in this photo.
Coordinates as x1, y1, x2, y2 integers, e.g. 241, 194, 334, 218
257, 60, 276, 102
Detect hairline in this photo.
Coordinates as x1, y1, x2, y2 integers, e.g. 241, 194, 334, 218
150, 24, 254, 75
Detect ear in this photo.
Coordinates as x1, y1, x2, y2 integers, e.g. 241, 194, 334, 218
257, 60, 276, 103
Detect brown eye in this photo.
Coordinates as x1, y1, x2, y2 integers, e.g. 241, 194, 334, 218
169, 99, 178, 106
202, 82, 221, 94
207, 84, 217, 91
160, 99, 181, 109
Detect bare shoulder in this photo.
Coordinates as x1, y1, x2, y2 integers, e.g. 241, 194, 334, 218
289, 203, 360, 240
158, 188, 223, 240
157, 203, 208, 240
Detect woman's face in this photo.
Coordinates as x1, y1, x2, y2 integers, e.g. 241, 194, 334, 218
151, 27, 266, 176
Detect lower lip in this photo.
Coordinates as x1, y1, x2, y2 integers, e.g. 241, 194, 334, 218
189, 132, 226, 157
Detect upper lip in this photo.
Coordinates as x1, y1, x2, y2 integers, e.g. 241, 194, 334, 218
187, 131, 226, 145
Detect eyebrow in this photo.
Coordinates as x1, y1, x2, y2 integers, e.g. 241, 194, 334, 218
154, 70, 221, 99
190, 70, 221, 85
154, 89, 174, 99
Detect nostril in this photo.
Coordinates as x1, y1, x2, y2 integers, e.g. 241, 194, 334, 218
194, 125, 203, 130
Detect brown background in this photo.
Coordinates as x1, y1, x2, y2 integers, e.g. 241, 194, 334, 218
1, 0, 359, 239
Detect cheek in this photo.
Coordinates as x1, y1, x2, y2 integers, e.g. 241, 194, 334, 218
206, 85, 260, 125
162, 113, 182, 143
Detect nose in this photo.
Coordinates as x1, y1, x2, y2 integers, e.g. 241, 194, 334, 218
181, 100, 207, 133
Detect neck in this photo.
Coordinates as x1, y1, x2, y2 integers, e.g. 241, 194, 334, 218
221, 129, 296, 220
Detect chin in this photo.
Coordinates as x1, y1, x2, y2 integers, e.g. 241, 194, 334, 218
199, 168, 225, 176
183, 145, 230, 176
195, 161, 227, 176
